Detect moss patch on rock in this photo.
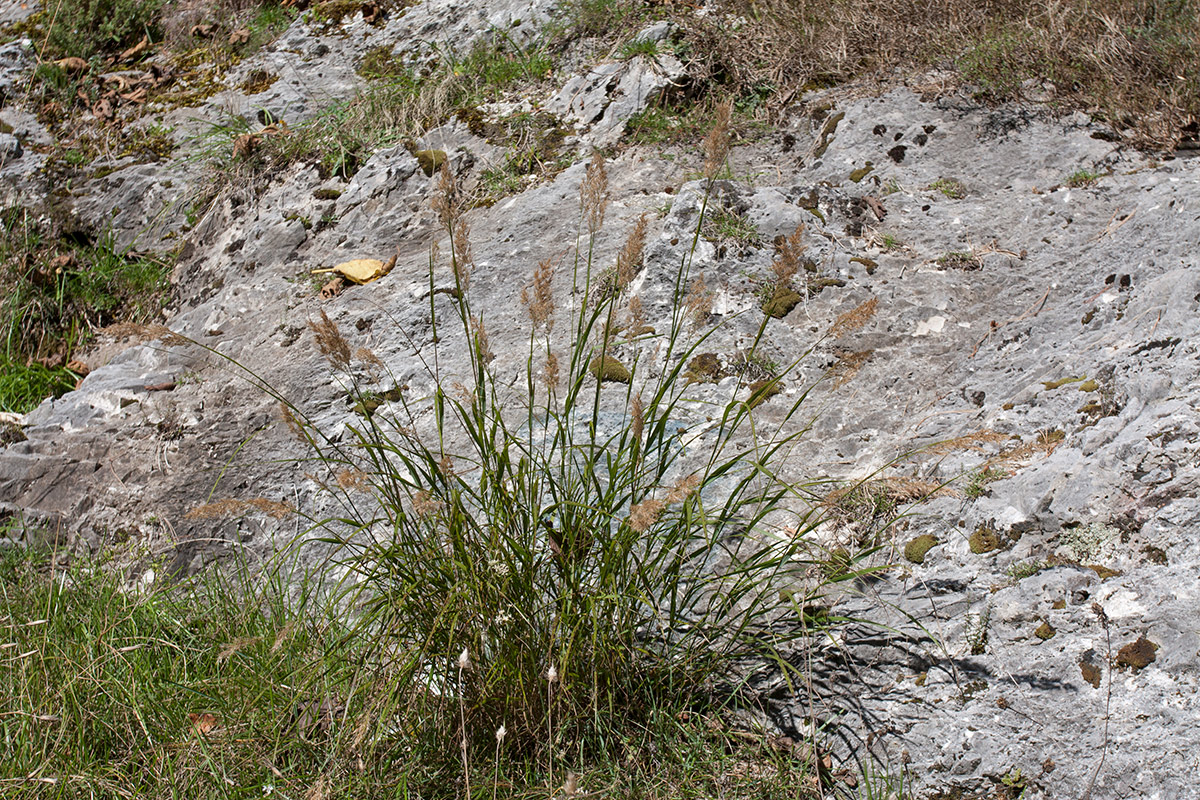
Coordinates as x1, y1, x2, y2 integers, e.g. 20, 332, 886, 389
904, 534, 939, 564
1116, 636, 1158, 672
1034, 621, 1056, 641
762, 284, 802, 318
588, 355, 630, 384
969, 525, 1002, 554
415, 149, 447, 177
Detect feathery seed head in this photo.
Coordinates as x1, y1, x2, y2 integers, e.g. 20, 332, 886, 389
703, 101, 733, 179
580, 152, 609, 235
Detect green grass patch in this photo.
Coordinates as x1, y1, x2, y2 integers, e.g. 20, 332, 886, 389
0, 208, 172, 412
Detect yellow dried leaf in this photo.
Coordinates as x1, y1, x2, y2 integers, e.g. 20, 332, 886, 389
332, 258, 387, 284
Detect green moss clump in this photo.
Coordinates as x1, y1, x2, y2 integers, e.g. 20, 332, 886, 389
1078, 379, 1099, 392
1042, 375, 1086, 390
588, 355, 630, 384
812, 111, 844, 158
762, 284, 802, 319
684, 352, 723, 384
313, 188, 342, 200
904, 534, 939, 564
849, 162, 874, 182
1116, 636, 1158, 672
415, 149, 447, 177
1034, 621, 1056, 641
746, 379, 781, 409
850, 256, 878, 274
969, 525, 1001, 554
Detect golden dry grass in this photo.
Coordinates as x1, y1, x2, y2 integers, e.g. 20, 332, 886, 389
690, 0, 1198, 149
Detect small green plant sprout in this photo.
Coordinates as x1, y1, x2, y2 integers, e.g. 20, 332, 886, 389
927, 177, 968, 199
879, 233, 903, 251
964, 465, 1007, 499
1065, 168, 1102, 188
967, 606, 991, 655
1001, 766, 1028, 791
1006, 558, 1048, 582
618, 36, 660, 60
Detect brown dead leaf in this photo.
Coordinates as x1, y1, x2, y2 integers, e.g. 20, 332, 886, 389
865, 195, 886, 220
228, 28, 251, 45
320, 276, 345, 299
120, 87, 148, 103
296, 697, 344, 740
232, 132, 260, 159
66, 359, 89, 375
54, 56, 89, 73
93, 97, 115, 121
189, 712, 219, 735
117, 35, 149, 63
49, 253, 76, 270
361, 2, 381, 23
190, 23, 215, 38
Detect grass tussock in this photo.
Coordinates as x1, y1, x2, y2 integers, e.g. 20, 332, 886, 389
0, 208, 172, 413
0, 539, 831, 798
691, 0, 1198, 148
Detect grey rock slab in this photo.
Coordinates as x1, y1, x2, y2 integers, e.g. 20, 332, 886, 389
545, 52, 685, 148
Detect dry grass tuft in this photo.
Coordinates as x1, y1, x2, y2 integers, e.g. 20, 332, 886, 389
684, 275, 714, 327
702, 100, 733, 178
922, 429, 1008, 455
186, 497, 294, 520
309, 310, 352, 372
580, 152, 609, 235
828, 349, 873, 388
828, 297, 878, 339
771, 223, 806, 285
522, 256, 557, 332
693, 0, 1198, 149
616, 213, 649, 288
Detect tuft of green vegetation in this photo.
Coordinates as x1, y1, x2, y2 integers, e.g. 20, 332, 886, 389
231, 153, 883, 794
619, 36, 661, 60
1066, 168, 1102, 188
927, 177, 968, 199
964, 465, 1007, 499
0, 208, 172, 413
702, 205, 760, 247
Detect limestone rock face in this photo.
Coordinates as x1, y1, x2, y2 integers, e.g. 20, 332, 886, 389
1, 1, 1198, 796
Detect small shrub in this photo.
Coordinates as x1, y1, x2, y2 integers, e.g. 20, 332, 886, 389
42, 0, 164, 57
